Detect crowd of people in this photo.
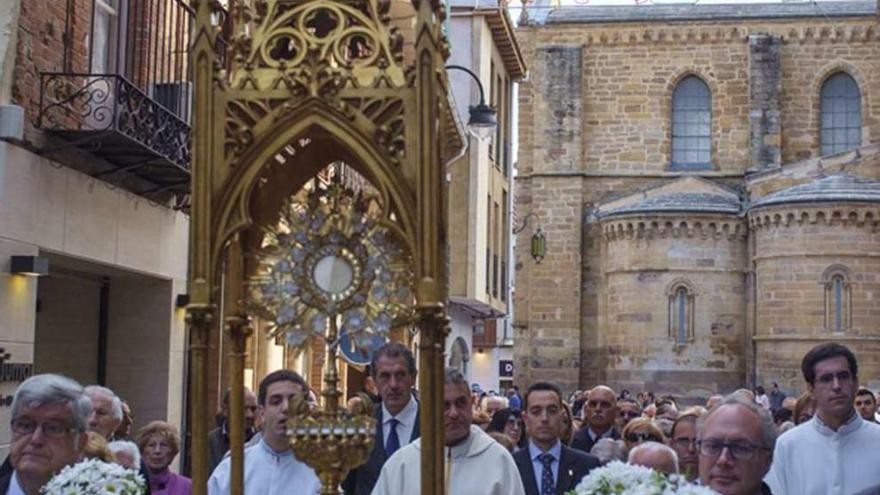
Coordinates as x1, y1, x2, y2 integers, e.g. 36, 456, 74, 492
4, 340, 880, 494
1, 377, 189, 495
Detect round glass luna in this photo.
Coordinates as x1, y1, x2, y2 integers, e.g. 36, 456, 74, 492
313, 254, 355, 295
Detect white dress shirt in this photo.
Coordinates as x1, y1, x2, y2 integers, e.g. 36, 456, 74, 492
381, 394, 418, 448
6, 473, 24, 495
529, 440, 562, 489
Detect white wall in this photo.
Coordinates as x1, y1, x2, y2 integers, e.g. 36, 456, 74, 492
0, 141, 190, 449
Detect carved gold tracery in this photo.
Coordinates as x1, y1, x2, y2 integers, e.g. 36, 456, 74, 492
189, 0, 458, 491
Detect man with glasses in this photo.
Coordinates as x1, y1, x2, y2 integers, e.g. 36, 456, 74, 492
1, 374, 91, 495
514, 382, 599, 495
571, 386, 620, 454
697, 395, 774, 495
765, 342, 880, 495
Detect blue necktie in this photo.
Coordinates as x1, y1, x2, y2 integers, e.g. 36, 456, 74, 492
539, 452, 555, 495
386, 418, 400, 457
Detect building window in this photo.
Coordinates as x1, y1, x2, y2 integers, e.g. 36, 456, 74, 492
91, 0, 120, 74
822, 266, 852, 333
667, 282, 695, 344
821, 72, 861, 156
671, 76, 711, 170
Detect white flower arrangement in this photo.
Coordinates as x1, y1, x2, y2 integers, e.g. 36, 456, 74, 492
41, 458, 145, 495
569, 461, 719, 495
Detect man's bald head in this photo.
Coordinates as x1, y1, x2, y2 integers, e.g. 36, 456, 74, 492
585, 385, 618, 432
628, 441, 679, 475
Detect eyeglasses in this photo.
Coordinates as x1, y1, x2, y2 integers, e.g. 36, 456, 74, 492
11, 418, 77, 439
672, 437, 697, 450
625, 432, 661, 444
620, 411, 641, 419
697, 439, 770, 461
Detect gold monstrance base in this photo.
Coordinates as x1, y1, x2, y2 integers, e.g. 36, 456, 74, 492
286, 321, 376, 495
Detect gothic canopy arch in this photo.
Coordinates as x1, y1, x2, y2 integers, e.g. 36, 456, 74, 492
212, 101, 417, 268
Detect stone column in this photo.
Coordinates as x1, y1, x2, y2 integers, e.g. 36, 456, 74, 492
514, 45, 584, 394
748, 34, 782, 170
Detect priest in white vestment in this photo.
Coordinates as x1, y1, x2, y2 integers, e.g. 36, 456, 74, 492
371, 368, 525, 495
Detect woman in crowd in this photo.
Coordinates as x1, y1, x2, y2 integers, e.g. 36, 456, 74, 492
669, 408, 703, 482
621, 418, 665, 453
755, 385, 771, 410
793, 391, 815, 425
138, 421, 193, 495
487, 408, 527, 450
560, 402, 575, 445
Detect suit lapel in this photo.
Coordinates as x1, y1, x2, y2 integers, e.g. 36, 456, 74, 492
556, 447, 574, 495
515, 450, 540, 495
374, 405, 387, 461
410, 403, 421, 442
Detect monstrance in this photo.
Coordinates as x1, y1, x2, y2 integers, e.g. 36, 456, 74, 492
246, 174, 414, 494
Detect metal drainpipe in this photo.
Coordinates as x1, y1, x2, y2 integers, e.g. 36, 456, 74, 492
97, 277, 110, 385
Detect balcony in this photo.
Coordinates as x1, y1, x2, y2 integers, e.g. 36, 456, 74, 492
36, 0, 195, 198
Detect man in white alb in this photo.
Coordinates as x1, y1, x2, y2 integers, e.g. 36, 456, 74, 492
765, 343, 880, 495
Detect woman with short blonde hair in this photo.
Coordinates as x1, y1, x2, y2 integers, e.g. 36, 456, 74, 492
621, 417, 666, 452
137, 421, 191, 495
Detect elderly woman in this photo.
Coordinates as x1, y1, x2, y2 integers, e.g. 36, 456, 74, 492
137, 421, 192, 495
487, 408, 527, 450
621, 417, 666, 453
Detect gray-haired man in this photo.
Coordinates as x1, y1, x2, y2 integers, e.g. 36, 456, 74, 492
84, 385, 123, 440
1, 374, 91, 495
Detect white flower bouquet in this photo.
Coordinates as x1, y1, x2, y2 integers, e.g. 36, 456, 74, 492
41, 458, 146, 495
568, 461, 719, 495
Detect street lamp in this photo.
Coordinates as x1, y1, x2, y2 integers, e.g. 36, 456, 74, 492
513, 212, 546, 263
446, 65, 497, 140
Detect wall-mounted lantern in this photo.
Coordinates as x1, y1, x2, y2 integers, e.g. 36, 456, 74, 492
513, 213, 546, 263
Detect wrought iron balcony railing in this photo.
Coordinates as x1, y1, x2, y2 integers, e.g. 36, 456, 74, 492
38, 73, 191, 193
36, 0, 196, 198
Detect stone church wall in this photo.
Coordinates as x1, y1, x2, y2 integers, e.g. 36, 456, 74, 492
515, 10, 879, 395
750, 204, 880, 391
598, 216, 748, 397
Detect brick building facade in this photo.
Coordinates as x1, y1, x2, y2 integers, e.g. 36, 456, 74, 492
513, 1, 880, 399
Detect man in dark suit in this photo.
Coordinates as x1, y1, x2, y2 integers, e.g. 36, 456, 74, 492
342, 343, 420, 495
515, 382, 600, 495
570, 385, 620, 454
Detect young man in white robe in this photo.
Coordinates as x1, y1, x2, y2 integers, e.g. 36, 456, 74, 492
371, 368, 525, 495
208, 369, 320, 495
765, 343, 880, 495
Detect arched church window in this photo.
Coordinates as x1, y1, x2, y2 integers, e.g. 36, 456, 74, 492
667, 282, 695, 344
822, 267, 852, 333
821, 72, 861, 156
671, 76, 712, 170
